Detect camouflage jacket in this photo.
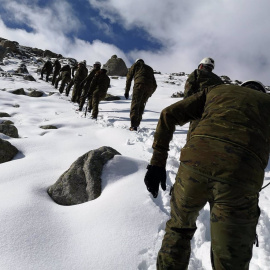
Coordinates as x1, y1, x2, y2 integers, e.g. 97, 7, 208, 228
42, 61, 53, 72
53, 59, 61, 72
74, 64, 88, 83
125, 62, 157, 93
60, 65, 71, 74
81, 68, 100, 90
151, 84, 270, 190
89, 71, 110, 94
184, 68, 223, 98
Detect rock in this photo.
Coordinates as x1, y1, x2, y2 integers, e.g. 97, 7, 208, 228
171, 91, 184, 98
1, 120, 14, 125
43, 49, 58, 58
0, 40, 17, 51
0, 124, 19, 138
0, 138, 18, 163
111, 76, 119, 80
105, 55, 128, 76
0, 112, 11, 117
47, 146, 121, 205
11, 88, 26, 95
13, 104, 20, 108
0, 45, 8, 60
29, 89, 44, 97
23, 74, 36, 81
40, 125, 58, 129
103, 93, 121, 101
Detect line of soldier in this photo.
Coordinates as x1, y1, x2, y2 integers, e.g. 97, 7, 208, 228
40, 57, 157, 127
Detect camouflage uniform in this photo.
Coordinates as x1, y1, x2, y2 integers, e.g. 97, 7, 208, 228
88, 70, 110, 118
184, 68, 223, 141
55, 65, 71, 94
150, 84, 270, 269
79, 67, 100, 111
125, 61, 157, 128
71, 63, 88, 103
51, 59, 61, 86
41, 60, 53, 82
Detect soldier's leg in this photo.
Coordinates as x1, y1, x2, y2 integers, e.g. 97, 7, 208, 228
209, 181, 260, 270
71, 82, 78, 102
59, 77, 68, 94
55, 76, 61, 89
76, 85, 83, 103
65, 79, 74, 96
130, 84, 144, 127
157, 164, 208, 270
137, 87, 151, 125
91, 91, 100, 118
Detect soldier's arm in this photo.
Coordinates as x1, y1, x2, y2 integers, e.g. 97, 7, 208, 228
150, 91, 206, 167
125, 65, 135, 92
184, 70, 199, 99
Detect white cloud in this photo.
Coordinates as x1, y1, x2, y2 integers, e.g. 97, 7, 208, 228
88, 0, 270, 84
0, 0, 130, 67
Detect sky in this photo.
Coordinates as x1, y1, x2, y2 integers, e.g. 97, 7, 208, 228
1, 51, 270, 270
0, 0, 270, 85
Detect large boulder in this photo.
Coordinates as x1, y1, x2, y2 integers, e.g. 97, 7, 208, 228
23, 74, 36, 81
47, 146, 121, 205
0, 138, 18, 164
0, 39, 17, 51
105, 55, 128, 76
0, 124, 19, 138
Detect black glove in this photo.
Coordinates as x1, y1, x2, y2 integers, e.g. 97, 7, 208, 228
144, 164, 166, 198
124, 90, 129, 99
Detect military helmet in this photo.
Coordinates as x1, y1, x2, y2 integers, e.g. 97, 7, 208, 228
199, 57, 215, 69
135, 59, 144, 64
241, 80, 266, 93
101, 65, 108, 71
94, 61, 101, 66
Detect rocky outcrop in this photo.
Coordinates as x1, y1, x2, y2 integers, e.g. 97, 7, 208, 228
0, 112, 11, 117
23, 75, 36, 81
47, 146, 121, 205
43, 49, 58, 58
11, 88, 26, 95
40, 125, 57, 129
0, 124, 19, 138
29, 89, 44, 97
0, 138, 18, 164
105, 55, 128, 76
103, 93, 121, 101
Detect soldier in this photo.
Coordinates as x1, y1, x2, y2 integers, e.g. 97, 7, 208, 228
184, 57, 224, 140
125, 59, 157, 131
144, 80, 270, 269
71, 61, 88, 103
40, 59, 53, 82
87, 65, 110, 119
51, 56, 61, 86
55, 64, 71, 94
78, 61, 101, 111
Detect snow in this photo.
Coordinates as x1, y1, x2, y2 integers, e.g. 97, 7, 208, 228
0, 57, 270, 270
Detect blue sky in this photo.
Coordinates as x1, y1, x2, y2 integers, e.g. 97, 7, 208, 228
1, 0, 270, 85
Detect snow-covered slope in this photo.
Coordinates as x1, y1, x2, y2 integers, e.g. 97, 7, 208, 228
0, 56, 270, 270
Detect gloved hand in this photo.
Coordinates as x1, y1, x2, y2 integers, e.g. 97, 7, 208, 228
144, 164, 166, 198
124, 92, 129, 99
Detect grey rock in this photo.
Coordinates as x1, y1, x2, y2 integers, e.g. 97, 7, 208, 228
43, 49, 58, 58
40, 125, 58, 129
23, 74, 36, 81
0, 138, 18, 164
0, 124, 19, 138
0, 45, 8, 61
105, 55, 128, 76
0, 40, 17, 51
1, 120, 14, 125
171, 91, 184, 98
103, 93, 121, 101
0, 112, 11, 117
11, 88, 26, 95
47, 146, 121, 205
29, 89, 43, 97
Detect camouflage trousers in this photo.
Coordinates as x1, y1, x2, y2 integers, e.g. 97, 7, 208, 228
157, 163, 260, 270
51, 70, 60, 86
89, 90, 107, 118
71, 81, 83, 103
79, 88, 91, 110
130, 83, 154, 127
65, 78, 74, 96
55, 75, 70, 94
